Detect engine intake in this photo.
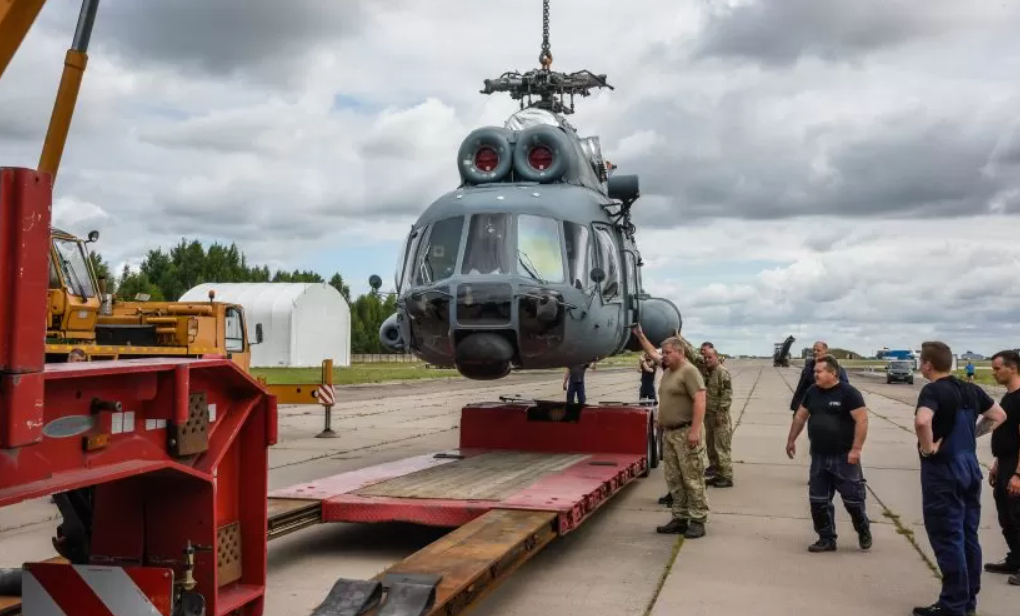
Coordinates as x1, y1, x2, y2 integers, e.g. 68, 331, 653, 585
626, 297, 682, 351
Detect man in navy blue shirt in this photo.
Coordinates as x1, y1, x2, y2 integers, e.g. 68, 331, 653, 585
912, 341, 1006, 616
786, 354, 872, 553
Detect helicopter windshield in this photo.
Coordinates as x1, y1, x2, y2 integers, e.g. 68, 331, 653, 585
412, 216, 464, 286
52, 237, 97, 298
461, 213, 512, 275
517, 215, 565, 283
564, 222, 592, 290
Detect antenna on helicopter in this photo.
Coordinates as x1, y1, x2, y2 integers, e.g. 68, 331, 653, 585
479, 0, 614, 115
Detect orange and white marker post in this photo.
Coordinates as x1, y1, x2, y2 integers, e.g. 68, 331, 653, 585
315, 359, 337, 438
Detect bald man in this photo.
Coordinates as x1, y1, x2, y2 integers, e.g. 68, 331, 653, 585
790, 341, 849, 413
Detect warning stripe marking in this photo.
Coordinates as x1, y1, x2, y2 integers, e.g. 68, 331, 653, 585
26, 565, 115, 616
23, 565, 170, 616
20, 572, 70, 616
75, 566, 165, 616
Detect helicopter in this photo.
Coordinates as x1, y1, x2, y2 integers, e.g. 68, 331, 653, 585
370, 0, 682, 380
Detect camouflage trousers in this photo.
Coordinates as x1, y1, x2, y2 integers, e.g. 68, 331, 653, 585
662, 424, 710, 522
706, 411, 734, 481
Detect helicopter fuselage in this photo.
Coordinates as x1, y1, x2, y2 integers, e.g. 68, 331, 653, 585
376, 108, 681, 379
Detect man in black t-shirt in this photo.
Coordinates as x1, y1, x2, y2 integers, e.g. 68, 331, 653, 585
985, 349, 1020, 586
786, 354, 872, 553
912, 341, 1006, 616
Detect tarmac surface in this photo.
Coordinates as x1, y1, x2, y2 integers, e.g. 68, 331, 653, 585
1, 360, 1016, 615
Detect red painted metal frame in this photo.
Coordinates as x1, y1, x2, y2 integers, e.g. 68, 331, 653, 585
280, 403, 651, 533
458, 401, 651, 456
1, 167, 279, 616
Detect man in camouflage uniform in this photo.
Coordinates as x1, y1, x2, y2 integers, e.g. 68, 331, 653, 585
703, 347, 734, 487
658, 336, 717, 506
632, 324, 710, 539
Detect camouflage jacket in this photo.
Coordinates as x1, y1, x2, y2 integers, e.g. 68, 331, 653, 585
705, 365, 733, 415
679, 336, 709, 379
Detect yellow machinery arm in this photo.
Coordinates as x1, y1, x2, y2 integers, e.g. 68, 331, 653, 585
0, 0, 99, 184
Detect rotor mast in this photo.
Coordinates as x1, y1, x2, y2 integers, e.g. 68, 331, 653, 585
479, 0, 613, 115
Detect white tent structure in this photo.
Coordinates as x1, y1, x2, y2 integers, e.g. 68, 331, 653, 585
179, 282, 351, 368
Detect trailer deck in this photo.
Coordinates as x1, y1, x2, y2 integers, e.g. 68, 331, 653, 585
3, 399, 656, 616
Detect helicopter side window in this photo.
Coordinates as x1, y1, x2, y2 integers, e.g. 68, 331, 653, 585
564, 222, 592, 290
623, 250, 638, 298
593, 225, 620, 300
461, 213, 511, 275
224, 306, 245, 353
516, 214, 565, 284
396, 228, 423, 293
413, 216, 464, 286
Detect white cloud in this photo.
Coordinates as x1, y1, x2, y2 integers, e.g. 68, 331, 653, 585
3, 0, 1019, 357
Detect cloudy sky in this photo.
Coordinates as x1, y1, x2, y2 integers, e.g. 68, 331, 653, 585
3, 0, 1019, 357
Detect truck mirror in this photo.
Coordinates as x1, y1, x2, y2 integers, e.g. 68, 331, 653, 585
255, 323, 264, 344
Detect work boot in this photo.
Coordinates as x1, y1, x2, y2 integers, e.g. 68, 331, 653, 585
707, 476, 733, 488
684, 520, 706, 539
658, 493, 673, 506
704, 466, 717, 478
656, 518, 688, 534
1010, 571, 1020, 586
912, 603, 963, 616
808, 538, 836, 553
858, 528, 872, 550
983, 557, 1020, 574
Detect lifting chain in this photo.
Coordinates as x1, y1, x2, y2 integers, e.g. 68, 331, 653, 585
539, 0, 553, 69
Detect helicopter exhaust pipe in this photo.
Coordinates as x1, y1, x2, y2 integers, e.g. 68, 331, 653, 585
626, 297, 683, 351
379, 313, 405, 353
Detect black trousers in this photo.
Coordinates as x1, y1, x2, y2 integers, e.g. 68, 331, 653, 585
993, 456, 1020, 566
809, 453, 870, 541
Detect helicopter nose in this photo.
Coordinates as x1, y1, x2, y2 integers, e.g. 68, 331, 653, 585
455, 332, 514, 380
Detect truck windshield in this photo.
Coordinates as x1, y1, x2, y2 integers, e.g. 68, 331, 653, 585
53, 238, 97, 298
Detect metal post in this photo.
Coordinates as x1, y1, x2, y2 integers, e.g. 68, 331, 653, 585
316, 358, 337, 438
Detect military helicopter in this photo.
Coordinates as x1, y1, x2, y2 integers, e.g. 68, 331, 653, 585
370, 0, 682, 380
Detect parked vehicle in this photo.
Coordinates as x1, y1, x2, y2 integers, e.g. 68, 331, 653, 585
886, 360, 915, 385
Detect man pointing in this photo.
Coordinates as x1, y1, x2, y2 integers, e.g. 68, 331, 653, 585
632, 324, 710, 539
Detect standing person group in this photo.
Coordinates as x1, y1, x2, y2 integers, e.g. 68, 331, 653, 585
631, 324, 735, 539
783, 339, 1019, 616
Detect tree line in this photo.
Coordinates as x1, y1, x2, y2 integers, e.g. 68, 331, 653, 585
88, 239, 398, 354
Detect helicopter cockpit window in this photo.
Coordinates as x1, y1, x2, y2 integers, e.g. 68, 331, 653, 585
564, 222, 592, 290
224, 306, 245, 353
461, 213, 511, 275
52, 238, 97, 298
413, 216, 464, 286
396, 228, 423, 293
517, 215, 565, 283
593, 225, 620, 300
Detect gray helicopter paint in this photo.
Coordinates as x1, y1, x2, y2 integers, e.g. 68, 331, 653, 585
376, 106, 681, 380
